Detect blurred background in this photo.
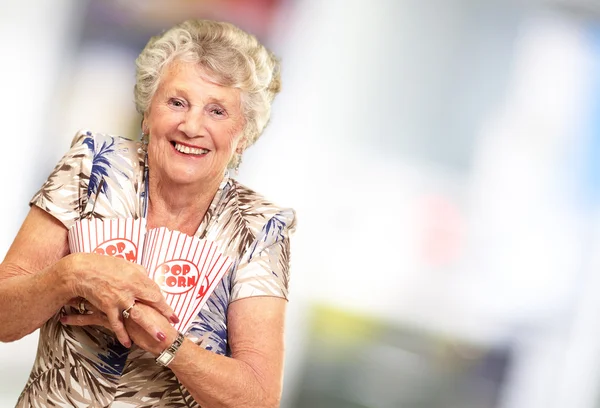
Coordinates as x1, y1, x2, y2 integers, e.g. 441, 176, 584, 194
2, 0, 600, 407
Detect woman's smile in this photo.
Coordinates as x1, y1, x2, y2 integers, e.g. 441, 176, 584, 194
171, 141, 210, 157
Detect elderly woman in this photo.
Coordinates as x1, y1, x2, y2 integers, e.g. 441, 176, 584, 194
0, 19, 294, 408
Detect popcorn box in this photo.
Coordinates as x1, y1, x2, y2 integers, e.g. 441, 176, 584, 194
68, 218, 232, 333
180, 248, 234, 332
142, 227, 233, 333
68, 217, 146, 264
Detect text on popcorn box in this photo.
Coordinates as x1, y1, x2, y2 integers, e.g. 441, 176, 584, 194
94, 239, 137, 262
154, 260, 200, 295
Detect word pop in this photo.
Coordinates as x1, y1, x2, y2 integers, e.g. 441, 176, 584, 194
154, 260, 200, 295
94, 239, 137, 262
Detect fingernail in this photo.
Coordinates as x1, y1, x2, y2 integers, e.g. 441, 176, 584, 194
157, 332, 166, 342
60, 316, 67, 324
170, 314, 180, 324
123, 340, 131, 348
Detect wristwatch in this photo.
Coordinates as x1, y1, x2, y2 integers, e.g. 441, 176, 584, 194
156, 332, 185, 367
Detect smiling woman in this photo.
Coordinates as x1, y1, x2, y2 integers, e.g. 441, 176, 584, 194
0, 19, 295, 408
144, 61, 246, 203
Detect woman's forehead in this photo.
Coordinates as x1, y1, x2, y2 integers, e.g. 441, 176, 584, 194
158, 60, 240, 103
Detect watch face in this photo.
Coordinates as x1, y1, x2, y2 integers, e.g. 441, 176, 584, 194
157, 352, 174, 366
156, 333, 185, 366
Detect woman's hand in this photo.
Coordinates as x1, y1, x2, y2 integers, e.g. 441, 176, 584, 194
124, 302, 179, 355
61, 298, 178, 355
59, 252, 179, 347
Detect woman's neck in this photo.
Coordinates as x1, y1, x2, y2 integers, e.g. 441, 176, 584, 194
146, 174, 222, 235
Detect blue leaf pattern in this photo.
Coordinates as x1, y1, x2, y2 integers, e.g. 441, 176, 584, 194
85, 133, 130, 202
24, 130, 296, 407
247, 213, 287, 262
188, 272, 232, 355
95, 342, 129, 376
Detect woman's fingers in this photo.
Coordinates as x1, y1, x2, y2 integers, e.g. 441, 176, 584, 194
63, 254, 178, 346
61, 299, 140, 349
66, 297, 99, 315
61, 310, 135, 349
62, 300, 174, 355
127, 303, 167, 342
131, 268, 178, 322
67, 254, 179, 324
106, 309, 131, 348
68, 293, 177, 343
61, 311, 108, 328
136, 288, 179, 324
126, 264, 179, 323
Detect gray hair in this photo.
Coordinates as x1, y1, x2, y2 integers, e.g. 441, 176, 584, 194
134, 19, 281, 166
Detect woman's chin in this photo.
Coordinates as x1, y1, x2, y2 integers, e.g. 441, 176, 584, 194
167, 175, 206, 187
162, 169, 221, 188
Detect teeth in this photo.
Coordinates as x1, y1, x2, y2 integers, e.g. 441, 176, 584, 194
174, 143, 208, 155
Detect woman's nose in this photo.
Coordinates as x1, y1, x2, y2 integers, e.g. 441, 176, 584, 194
179, 110, 206, 138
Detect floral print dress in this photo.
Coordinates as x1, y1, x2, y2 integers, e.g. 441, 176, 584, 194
16, 130, 295, 408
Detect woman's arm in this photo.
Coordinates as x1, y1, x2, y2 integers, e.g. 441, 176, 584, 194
171, 297, 286, 408
61, 208, 296, 406
0, 206, 177, 346
67, 296, 287, 408
0, 206, 74, 341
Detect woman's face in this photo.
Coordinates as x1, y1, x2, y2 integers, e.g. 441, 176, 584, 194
144, 60, 245, 190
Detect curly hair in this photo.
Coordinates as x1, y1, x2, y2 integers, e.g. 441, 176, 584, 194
134, 19, 281, 167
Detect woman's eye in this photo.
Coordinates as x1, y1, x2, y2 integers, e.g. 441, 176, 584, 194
210, 107, 226, 117
169, 98, 185, 108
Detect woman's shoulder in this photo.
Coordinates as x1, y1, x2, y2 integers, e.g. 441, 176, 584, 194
227, 179, 296, 234
230, 179, 294, 216
70, 129, 142, 155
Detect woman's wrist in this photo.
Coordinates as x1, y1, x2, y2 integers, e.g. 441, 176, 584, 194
156, 331, 186, 367
53, 253, 83, 301
154, 326, 181, 353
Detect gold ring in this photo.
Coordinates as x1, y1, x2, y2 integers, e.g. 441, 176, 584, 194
78, 299, 93, 315
122, 302, 136, 319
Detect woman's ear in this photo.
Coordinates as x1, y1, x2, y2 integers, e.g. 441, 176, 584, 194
235, 136, 248, 155
141, 116, 149, 135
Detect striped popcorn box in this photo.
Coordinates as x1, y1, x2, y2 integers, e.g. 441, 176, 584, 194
179, 246, 233, 333
141, 227, 233, 333
68, 217, 146, 264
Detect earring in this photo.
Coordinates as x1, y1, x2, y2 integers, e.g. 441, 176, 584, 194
138, 131, 149, 154
234, 154, 242, 175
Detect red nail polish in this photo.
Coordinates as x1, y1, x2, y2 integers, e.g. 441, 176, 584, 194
170, 314, 180, 324
124, 340, 131, 348
157, 332, 166, 341
60, 316, 67, 324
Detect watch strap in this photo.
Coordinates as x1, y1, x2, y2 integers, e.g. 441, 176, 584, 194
156, 332, 185, 367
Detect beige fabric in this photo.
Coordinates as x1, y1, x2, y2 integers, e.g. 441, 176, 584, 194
17, 130, 295, 407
